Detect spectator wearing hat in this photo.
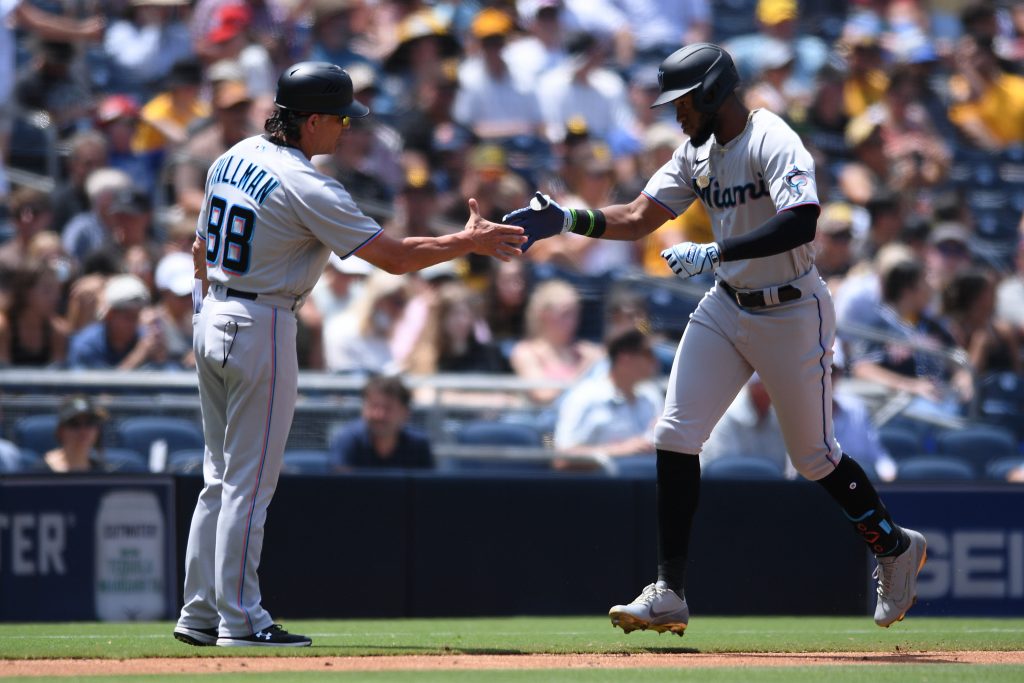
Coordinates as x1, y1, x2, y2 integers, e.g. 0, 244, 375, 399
173, 79, 256, 215
535, 31, 637, 146
131, 58, 210, 157
61, 168, 134, 265
814, 202, 858, 288
94, 95, 161, 197
67, 273, 171, 370
838, 18, 889, 119
201, 3, 275, 99
382, 7, 462, 113
453, 8, 543, 140
43, 394, 111, 473
741, 37, 808, 118
838, 112, 888, 207
723, 0, 828, 87
190, 0, 300, 72
152, 251, 197, 368
49, 131, 108, 234
396, 61, 468, 169
925, 222, 975, 301
103, 0, 194, 95
309, 0, 380, 77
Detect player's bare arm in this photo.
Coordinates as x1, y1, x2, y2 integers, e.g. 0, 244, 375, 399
190, 235, 208, 295
357, 198, 525, 274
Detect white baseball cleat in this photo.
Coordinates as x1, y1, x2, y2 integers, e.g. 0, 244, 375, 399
874, 528, 927, 627
609, 581, 689, 636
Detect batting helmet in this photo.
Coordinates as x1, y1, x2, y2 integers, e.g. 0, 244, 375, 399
274, 62, 370, 118
651, 43, 739, 113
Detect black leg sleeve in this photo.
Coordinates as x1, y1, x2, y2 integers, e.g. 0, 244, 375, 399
655, 450, 701, 593
816, 454, 909, 557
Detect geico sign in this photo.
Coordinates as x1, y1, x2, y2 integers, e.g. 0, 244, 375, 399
0, 512, 69, 576
917, 530, 1024, 600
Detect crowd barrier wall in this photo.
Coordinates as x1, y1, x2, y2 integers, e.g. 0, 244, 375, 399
2, 474, 1020, 621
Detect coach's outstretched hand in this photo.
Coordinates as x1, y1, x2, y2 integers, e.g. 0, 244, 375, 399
502, 192, 572, 252
465, 198, 527, 261
661, 241, 722, 279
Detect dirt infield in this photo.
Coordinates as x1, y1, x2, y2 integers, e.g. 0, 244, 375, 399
2, 651, 1023, 676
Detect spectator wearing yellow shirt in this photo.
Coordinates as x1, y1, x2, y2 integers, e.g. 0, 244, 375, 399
840, 34, 888, 119
132, 59, 210, 155
948, 36, 1024, 150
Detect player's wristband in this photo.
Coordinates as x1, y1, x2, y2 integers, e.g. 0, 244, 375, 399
567, 208, 607, 238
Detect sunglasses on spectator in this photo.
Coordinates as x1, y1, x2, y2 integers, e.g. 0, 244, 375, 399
936, 241, 968, 257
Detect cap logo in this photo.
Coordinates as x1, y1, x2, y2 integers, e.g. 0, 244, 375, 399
657, 69, 664, 89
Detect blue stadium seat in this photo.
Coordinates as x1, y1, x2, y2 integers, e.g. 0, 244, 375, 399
12, 415, 60, 454
613, 454, 657, 479
282, 449, 332, 475
702, 456, 785, 481
455, 420, 544, 447
117, 416, 204, 456
166, 448, 205, 474
877, 425, 923, 459
896, 455, 976, 481
935, 424, 1017, 474
101, 448, 148, 473
978, 372, 1024, 440
13, 448, 46, 473
985, 457, 1024, 481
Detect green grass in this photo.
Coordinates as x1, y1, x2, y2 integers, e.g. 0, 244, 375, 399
0, 617, 1022, 682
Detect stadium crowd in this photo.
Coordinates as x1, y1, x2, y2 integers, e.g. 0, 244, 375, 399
0, 0, 1023, 479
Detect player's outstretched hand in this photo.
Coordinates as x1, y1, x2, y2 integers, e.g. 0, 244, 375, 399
465, 198, 527, 261
661, 241, 722, 279
502, 191, 571, 252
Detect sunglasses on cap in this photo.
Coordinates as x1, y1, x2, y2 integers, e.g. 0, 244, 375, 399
341, 115, 351, 129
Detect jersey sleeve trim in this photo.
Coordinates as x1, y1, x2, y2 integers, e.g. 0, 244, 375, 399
642, 191, 678, 218
195, 230, 206, 240
343, 226, 385, 259
777, 201, 820, 214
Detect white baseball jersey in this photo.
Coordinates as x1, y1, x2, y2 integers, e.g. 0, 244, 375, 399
198, 135, 382, 297
642, 108, 819, 289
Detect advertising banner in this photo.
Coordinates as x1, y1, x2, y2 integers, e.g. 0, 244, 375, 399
0, 476, 176, 621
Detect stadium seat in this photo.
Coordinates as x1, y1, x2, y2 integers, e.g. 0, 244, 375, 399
935, 424, 1017, 474
613, 454, 657, 479
454, 420, 544, 448
282, 449, 332, 475
985, 457, 1024, 481
877, 424, 923, 459
702, 456, 785, 481
101, 448, 148, 473
166, 449, 205, 474
116, 416, 204, 457
12, 415, 60, 454
896, 456, 976, 481
13, 448, 46, 472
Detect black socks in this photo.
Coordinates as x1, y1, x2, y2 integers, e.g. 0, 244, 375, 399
817, 454, 909, 557
655, 450, 701, 593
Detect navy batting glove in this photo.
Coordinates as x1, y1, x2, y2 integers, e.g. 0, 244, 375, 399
661, 241, 722, 279
502, 192, 571, 252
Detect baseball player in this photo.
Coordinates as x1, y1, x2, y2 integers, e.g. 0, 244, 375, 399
503, 44, 926, 635
173, 62, 524, 648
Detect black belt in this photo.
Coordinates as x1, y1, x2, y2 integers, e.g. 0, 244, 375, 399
225, 287, 258, 300
719, 280, 801, 308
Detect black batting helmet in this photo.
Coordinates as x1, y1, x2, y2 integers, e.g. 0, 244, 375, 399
651, 43, 739, 113
274, 62, 370, 118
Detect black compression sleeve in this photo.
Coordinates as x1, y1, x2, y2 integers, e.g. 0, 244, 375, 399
719, 204, 819, 262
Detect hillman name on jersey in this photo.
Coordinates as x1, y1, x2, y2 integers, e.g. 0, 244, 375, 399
209, 155, 281, 206
692, 173, 769, 209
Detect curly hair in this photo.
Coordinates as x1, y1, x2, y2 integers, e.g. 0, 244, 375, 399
264, 108, 309, 147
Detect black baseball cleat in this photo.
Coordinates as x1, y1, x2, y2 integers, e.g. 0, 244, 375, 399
173, 626, 219, 646
216, 623, 312, 647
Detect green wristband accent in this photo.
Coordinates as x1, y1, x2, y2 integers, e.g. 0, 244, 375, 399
568, 208, 607, 238
568, 208, 578, 232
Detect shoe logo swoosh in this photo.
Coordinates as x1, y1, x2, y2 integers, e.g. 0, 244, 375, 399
649, 605, 679, 618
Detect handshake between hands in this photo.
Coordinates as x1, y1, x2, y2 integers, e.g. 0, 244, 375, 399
503, 191, 721, 279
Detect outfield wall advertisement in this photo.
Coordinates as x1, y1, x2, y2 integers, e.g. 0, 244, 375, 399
0, 477, 176, 621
